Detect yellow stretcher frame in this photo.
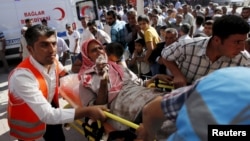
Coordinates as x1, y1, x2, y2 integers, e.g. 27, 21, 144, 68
60, 87, 140, 139
60, 79, 174, 140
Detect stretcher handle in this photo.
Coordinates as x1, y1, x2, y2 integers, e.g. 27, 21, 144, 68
103, 111, 139, 130
147, 83, 174, 89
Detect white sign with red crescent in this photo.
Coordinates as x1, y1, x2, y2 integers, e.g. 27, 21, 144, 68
53, 7, 65, 20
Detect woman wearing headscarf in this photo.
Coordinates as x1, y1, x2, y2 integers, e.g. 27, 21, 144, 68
78, 39, 172, 130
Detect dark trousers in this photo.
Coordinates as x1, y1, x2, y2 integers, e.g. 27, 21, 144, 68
43, 100, 65, 141
18, 124, 65, 141
43, 124, 65, 141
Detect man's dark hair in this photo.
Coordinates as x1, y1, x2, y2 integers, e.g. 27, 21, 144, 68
87, 20, 96, 27
106, 10, 117, 19
196, 15, 205, 26
41, 19, 47, 23
105, 42, 124, 60
180, 23, 191, 34
242, 6, 250, 11
213, 15, 250, 41
204, 20, 214, 26
25, 24, 56, 47
25, 18, 32, 23
137, 15, 150, 23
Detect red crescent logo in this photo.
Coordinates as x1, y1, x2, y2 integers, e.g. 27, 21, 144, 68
81, 5, 91, 16
53, 7, 65, 20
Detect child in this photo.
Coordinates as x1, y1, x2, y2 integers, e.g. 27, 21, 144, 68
105, 42, 124, 64
127, 38, 151, 80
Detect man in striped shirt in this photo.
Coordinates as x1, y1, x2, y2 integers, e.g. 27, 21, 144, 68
161, 15, 250, 88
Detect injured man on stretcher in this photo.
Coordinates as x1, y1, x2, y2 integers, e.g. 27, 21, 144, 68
77, 39, 173, 131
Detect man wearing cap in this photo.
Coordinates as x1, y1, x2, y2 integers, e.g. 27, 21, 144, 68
65, 23, 80, 64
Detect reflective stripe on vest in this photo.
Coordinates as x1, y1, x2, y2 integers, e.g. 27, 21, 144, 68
10, 128, 45, 139
8, 57, 59, 140
10, 119, 44, 128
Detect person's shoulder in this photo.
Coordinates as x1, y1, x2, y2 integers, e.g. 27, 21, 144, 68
73, 30, 80, 34
57, 37, 64, 41
9, 67, 35, 81
97, 29, 106, 34
181, 37, 208, 44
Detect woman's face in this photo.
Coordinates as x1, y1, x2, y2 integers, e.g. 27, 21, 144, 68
87, 41, 105, 62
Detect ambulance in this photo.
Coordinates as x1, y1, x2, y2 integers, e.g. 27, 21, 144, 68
0, 0, 98, 59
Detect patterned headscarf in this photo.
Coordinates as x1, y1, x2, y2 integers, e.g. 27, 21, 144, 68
78, 39, 124, 103
78, 39, 101, 76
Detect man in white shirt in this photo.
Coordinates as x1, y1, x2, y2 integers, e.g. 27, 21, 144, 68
8, 24, 106, 141
57, 37, 69, 65
182, 4, 195, 37
178, 23, 192, 40
66, 23, 80, 64
87, 20, 111, 45
80, 16, 95, 45
19, 26, 29, 60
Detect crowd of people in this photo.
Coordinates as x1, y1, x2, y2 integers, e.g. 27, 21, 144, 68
5, 0, 250, 141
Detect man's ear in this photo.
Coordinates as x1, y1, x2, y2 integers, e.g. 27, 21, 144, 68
213, 36, 221, 45
27, 45, 33, 54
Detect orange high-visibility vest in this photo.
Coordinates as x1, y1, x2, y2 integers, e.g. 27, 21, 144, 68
7, 57, 59, 140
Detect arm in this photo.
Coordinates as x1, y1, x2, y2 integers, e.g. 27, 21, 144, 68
94, 79, 109, 105
74, 38, 79, 54
9, 70, 76, 124
144, 41, 154, 64
127, 52, 137, 67
144, 74, 173, 87
57, 61, 69, 77
137, 84, 196, 140
161, 41, 187, 88
74, 31, 81, 54
137, 96, 166, 141
71, 53, 82, 73
161, 58, 187, 88
74, 106, 107, 121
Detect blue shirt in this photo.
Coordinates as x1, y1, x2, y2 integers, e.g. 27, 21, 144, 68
110, 20, 126, 47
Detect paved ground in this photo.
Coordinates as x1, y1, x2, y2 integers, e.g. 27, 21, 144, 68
0, 59, 87, 141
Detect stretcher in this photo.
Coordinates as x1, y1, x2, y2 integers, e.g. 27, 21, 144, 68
59, 74, 140, 141
59, 74, 173, 141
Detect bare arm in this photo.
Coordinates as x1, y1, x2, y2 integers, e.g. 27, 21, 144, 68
144, 74, 173, 87
161, 58, 187, 88
94, 79, 109, 105
137, 96, 166, 141
74, 38, 79, 54
74, 106, 107, 121
144, 41, 154, 64
71, 58, 82, 73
